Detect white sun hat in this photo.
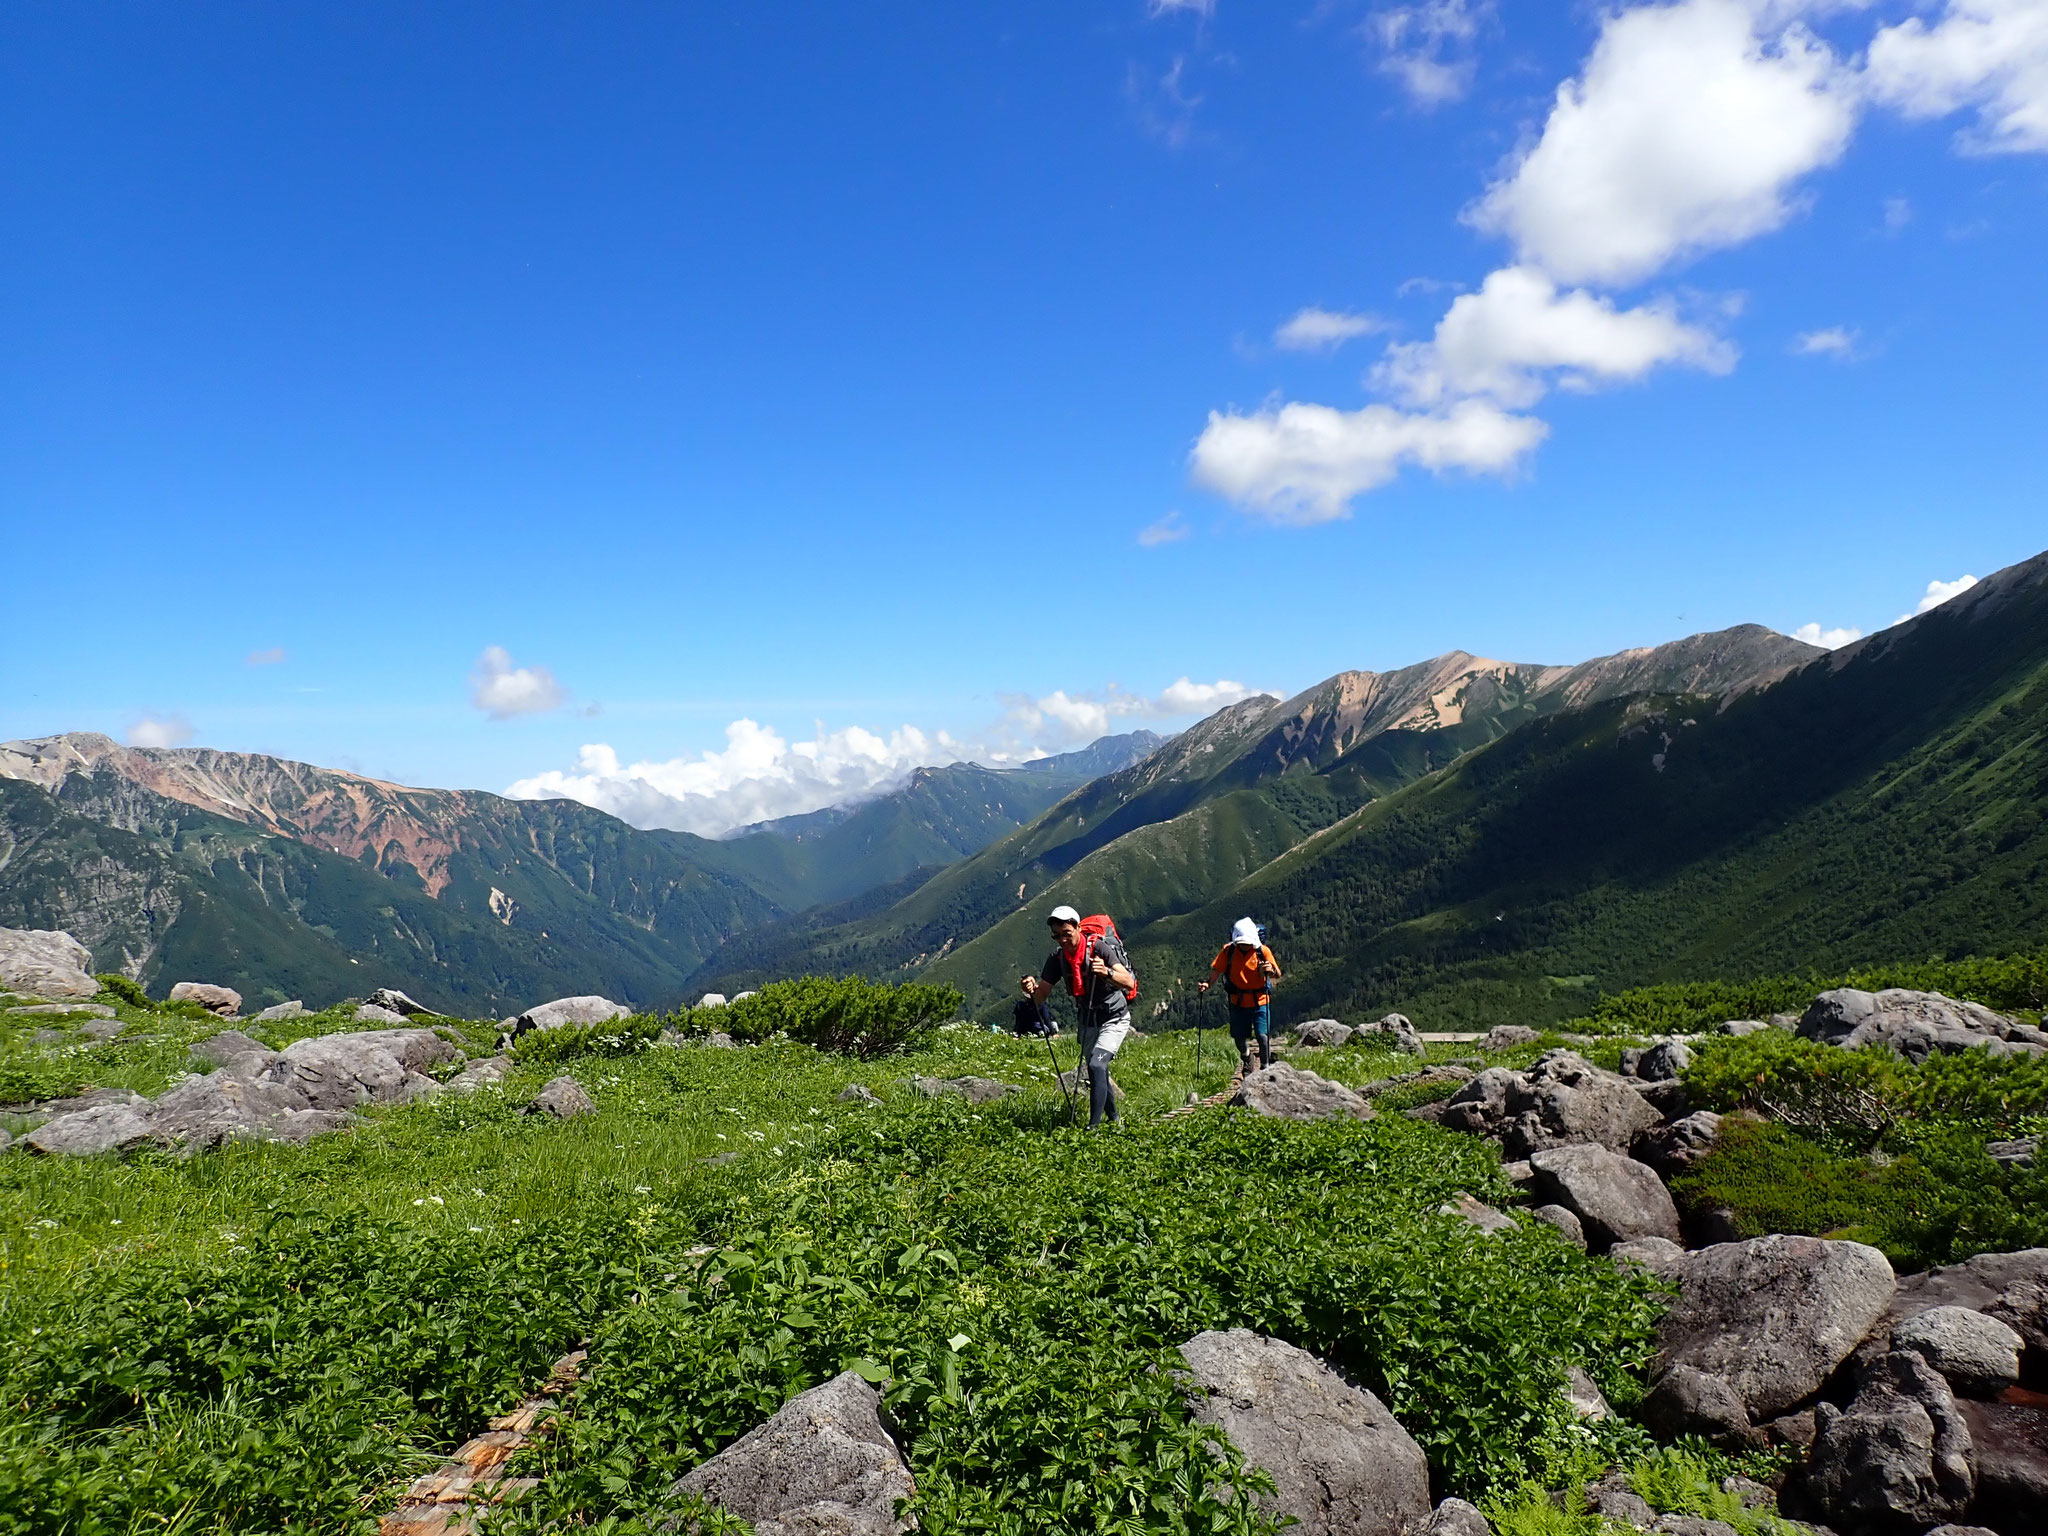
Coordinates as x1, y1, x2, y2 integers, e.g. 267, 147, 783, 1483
1231, 917, 1260, 946
1047, 904, 1082, 925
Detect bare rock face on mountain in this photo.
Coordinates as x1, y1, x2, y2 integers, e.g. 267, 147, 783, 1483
504, 995, 631, 1034
1234, 1063, 1373, 1121
1528, 1144, 1681, 1251
1437, 1051, 1660, 1157
0, 927, 98, 1000
1655, 1235, 1895, 1428
1178, 1330, 1430, 1536
170, 982, 242, 1017
1802, 1351, 1974, 1534
664, 1370, 914, 1535
1799, 988, 2048, 1061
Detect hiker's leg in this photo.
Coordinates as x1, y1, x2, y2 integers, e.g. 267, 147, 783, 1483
1087, 1046, 1117, 1127
1228, 1006, 1253, 1071
1255, 1003, 1273, 1069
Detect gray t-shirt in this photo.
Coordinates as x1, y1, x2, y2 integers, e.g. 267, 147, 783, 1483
1040, 929, 1133, 1029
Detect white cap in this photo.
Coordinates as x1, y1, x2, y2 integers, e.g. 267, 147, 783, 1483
1047, 904, 1082, 925
1231, 917, 1260, 946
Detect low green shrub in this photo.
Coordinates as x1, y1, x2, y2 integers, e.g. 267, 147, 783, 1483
93, 974, 149, 1008
511, 1013, 667, 1067
702, 977, 964, 1059
1567, 947, 2048, 1036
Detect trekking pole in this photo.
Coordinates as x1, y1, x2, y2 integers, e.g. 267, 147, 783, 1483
1041, 1017, 1079, 1124
1190, 981, 1204, 1105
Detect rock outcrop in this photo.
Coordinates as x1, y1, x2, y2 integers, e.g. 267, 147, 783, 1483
1633, 1110, 1724, 1179
1436, 1050, 1660, 1157
664, 1370, 914, 1535
1353, 1013, 1423, 1055
1892, 1306, 2024, 1398
1799, 988, 2048, 1061
169, 982, 242, 1017
503, 995, 631, 1035
1233, 1063, 1372, 1121
1479, 1024, 1538, 1052
1294, 1019, 1353, 1048
353, 1003, 411, 1025
1177, 1330, 1429, 1536
255, 1000, 307, 1021
0, 927, 98, 1000
1528, 1144, 1681, 1250
367, 987, 432, 1016
1887, 1247, 2048, 1369
527, 1076, 595, 1119
1803, 1351, 1974, 1533
1653, 1235, 1895, 1430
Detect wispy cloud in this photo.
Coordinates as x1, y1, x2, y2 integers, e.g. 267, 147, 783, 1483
1790, 325, 1860, 359
245, 646, 288, 666
1272, 307, 1386, 352
1127, 56, 1204, 148
470, 646, 567, 720
1138, 511, 1191, 547
129, 715, 195, 748
1370, 0, 1490, 108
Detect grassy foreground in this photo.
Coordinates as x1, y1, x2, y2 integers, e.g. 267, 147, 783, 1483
2, 1004, 1668, 1535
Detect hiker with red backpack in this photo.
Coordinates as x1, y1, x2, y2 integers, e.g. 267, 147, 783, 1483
1199, 917, 1281, 1074
1019, 903, 1138, 1130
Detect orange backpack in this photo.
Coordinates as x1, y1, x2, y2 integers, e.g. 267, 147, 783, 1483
1063, 913, 1139, 1002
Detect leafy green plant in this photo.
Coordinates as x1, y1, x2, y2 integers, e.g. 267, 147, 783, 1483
511, 1014, 668, 1067
705, 977, 964, 1059
1627, 1445, 1800, 1536
93, 974, 149, 1009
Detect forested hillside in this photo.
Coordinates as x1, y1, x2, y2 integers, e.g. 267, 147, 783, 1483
931, 549, 2048, 1030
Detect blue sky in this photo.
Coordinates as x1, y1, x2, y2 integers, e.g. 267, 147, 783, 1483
4, 1, 2044, 833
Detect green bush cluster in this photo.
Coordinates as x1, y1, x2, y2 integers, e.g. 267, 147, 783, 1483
92, 974, 150, 1009
1566, 947, 2048, 1036
510, 1013, 668, 1067
686, 977, 964, 1059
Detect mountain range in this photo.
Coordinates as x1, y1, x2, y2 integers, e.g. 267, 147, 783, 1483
0, 732, 1158, 1014
9, 549, 2043, 1029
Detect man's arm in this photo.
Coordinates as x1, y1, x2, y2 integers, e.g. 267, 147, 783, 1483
1087, 943, 1135, 993
1262, 946, 1282, 980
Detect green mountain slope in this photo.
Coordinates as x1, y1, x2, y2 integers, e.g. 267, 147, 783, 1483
699, 626, 1817, 995
1074, 548, 2048, 1032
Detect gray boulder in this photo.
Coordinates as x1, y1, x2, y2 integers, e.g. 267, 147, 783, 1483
1800, 987, 2039, 1061
837, 1084, 882, 1106
352, 1003, 410, 1025
1887, 1247, 2048, 1364
366, 987, 431, 1016
1955, 1398, 2048, 1535
150, 1072, 312, 1151
1643, 1363, 1753, 1441
1892, 1306, 2024, 1397
1233, 1063, 1372, 1121
1609, 1235, 1689, 1281
192, 1030, 270, 1065
1438, 1192, 1514, 1234
254, 1000, 307, 1021
1294, 1019, 1354, 1048
1563, 1365, 1610, 1421
169, 982, 242, 1017
528, 1076, 595, 1119
80, 1017, 122, 1039
1529, 1144, 1681, 1250
279, 1028, 457, 1111
1354, 1013, 1424, 1056
446, 1056, 514, 1093
1657, 1235, 1895, 1422
1635, 1039, 1693, 1080
1634, 1110, 1724, 1178
1804, 1350, 1973, 1533
1177, 1329, 1429, 1536
7, 1001, 115, 1018
506, 995, 631, 1034
665, 1370, 913, 1535
22, 1102, 157, 1156
1988, 1137, 2038, 1170
0, 927, 98, 999
1530, 1204, 1586, 1249
1480, 1024, 1539, 1052
909, 1075, 1020, 1104
1412, 1499, 1489, 1536
1437, 1050, 1660, 1157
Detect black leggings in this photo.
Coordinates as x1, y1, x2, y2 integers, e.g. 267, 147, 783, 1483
1087, 1046, 1119, 1128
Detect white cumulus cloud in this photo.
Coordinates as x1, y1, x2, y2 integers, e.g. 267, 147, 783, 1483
1893, 572, 1980, 625
1792, 621, 1863, 648
1867, 0, 2048, 154
128, 715, 195, 748
1375, 265, 1735, 408
1273, 307, 1386, 352
1371, 0, 1491, 107
1190, 398, 1548, 524
470, 646, 567, 720
1467, 0, 1857, 286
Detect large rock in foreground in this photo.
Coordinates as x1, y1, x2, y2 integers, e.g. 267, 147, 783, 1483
1528, 1144, 1680, 1251
0, 927, 98, 1000
1177, 1329, 1429, 1536
279, 1029, 457, 1112
1799, 988, 2047, 1061
1656, 1235, 1895, 1425
21, 1101, 157, 1156
664, 1370, 914, 1535
505, 995, 631, 1034
1233, 1063, 1372, 1121
1437, 1050, 1659, 1157
1802, 1351, 1974, 1534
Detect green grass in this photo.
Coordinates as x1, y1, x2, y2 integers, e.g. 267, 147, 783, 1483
0, 1010, 1666, 1534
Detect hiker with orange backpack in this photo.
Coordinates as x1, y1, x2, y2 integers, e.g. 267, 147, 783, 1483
1199, 917, 1281, 1073
1019, 903, 1138, 1129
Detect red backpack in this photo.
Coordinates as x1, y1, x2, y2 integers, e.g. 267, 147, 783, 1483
1063, 913, 1139, 1002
